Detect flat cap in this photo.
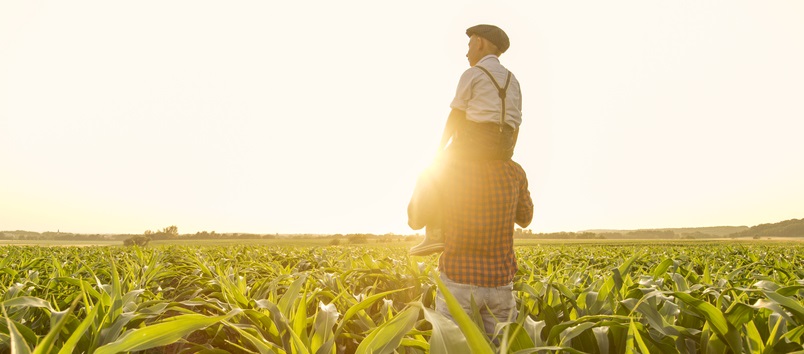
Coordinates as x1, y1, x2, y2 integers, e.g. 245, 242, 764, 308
466, 24, 510, 53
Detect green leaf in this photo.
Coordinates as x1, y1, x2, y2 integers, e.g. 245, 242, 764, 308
765, 290, 804, 323
783, 325, 804, 345
559, 322, 595, 346
593, 327, 609, 354
293, 290, 310, 349
355, 306, 419, 354
628, 320, 650, 354
652, 259, 674, 278
32, 294, 82, 354
753, 280, 781, 292
255, 299, 310, 354
335, 288, 408, 337
421, 305, 470, 354
311, 301, 339, 354
511, 347, 587, 354
724, 302, 754, 328
278, 274, 307, 318
617, 254, 640, 275
1, 297, 55, 311
94, 311, 239, 354
224, 322, 282, 354
673, 292, 741, 353
522, 316, 546, 347
776, 285, 804, 297
2, 305, 31, 354
433, 274, 495, 354
744, 320, 764, 354
499, 322, 535, 353
748, 299, 795, 323
622, 296, 673, 337
671, 273, 689, 292
766, 313, 784, 348
57, 301, 101, 354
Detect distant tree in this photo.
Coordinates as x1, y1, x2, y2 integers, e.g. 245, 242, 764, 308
576, 232, 597, 239
348, 234, 367, 244
730, 218, 804, 238
124, 235, 151, 246
626, 230, 676, 239
161, 225, 179, 237
145, 225, 179, 240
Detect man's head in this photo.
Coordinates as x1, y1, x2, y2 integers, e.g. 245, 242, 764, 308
465, 24, 509, 67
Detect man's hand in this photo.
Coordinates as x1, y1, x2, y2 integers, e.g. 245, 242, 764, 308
439, 109, 467, 150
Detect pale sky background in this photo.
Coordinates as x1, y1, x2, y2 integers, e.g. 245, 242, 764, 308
2, 1, 802, 235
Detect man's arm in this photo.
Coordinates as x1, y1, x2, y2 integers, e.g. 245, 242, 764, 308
407, 173, 437, 230
515, 173, 534, 228
439, 109, 466, 150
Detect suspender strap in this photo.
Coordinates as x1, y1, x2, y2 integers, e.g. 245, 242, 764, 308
475, 65, 512, 132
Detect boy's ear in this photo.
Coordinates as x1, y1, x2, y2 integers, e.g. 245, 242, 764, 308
484, 38, 501, 54
479, 37, 500, 54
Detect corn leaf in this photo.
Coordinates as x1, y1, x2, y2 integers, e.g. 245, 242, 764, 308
278, 274, 307, 318
592, 326, 609, 354
499, 322, 536, 353
674, 292, 741, 353
433, 274, 495, 354
355, 306, 419, 354
293, 290, 310, 349
421, 305, 470, 354
224, 322, 283, 354
628, 320, 650, 354
57, 301, 101, 354
652, 259, 674, 278
335, 288, 408, 337
744, 320, 764, 354
32, 294, 82, 354
765, 290, 804, 323
3, 305, 32, 354
94, 311, 238, 354
311, 301, 339, 354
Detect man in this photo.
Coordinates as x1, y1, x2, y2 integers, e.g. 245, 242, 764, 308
408, 24, 534, 337
409, 23, 525, 256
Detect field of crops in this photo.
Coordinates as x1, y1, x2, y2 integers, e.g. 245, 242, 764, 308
1, 243, 803, 353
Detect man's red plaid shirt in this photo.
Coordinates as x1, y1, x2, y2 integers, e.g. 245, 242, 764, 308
436, 159, 533, 287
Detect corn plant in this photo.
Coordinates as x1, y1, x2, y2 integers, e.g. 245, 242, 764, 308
0, 243, 802, 353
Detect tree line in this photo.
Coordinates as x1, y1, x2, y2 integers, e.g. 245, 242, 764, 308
4, 218, 802, 243
728, 218, 804, 238
514, 228, 718, 240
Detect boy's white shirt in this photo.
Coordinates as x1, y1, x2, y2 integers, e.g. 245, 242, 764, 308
449, 54, 523, 129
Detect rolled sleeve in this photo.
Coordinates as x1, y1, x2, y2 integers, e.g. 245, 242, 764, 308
515, 177, 533, 228
449, 69, 476, 111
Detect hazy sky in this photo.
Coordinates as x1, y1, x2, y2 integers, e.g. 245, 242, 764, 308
2, 1, 803, 235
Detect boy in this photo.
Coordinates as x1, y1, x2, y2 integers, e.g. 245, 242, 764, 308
409, 24, 523, 256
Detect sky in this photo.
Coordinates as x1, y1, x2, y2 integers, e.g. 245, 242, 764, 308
2, 1, 803, 235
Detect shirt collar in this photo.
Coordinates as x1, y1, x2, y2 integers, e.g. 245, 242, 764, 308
478, 54, 499, 65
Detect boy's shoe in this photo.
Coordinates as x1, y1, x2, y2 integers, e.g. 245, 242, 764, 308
410, 227, 445, 256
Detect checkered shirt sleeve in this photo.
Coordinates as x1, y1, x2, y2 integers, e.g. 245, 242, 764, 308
438, 159, 533, 287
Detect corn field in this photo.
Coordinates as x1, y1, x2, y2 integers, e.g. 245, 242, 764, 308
1, 243, 803, 353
